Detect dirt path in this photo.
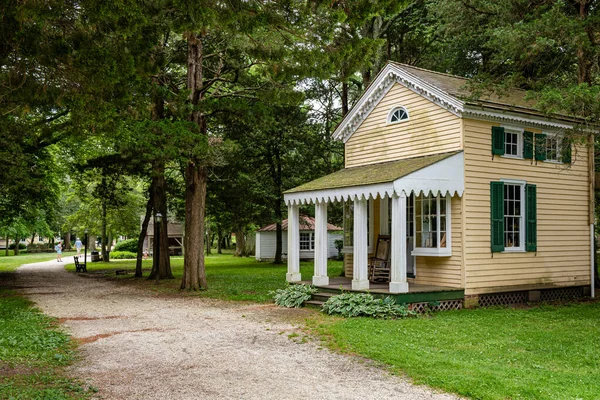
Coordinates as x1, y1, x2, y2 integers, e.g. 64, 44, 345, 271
15, 258, 459, 400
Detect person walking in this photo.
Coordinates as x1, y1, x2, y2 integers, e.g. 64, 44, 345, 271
55, 241, 63, 262
75, 237, 83, 256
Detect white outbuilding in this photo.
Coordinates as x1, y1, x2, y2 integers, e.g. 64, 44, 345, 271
255, 216, 342, 261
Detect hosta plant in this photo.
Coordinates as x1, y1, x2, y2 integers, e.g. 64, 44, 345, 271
271, 284, 317, 308
322, 292, 415, 319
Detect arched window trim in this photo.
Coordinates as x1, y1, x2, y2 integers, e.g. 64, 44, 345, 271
387, 106, 410, 124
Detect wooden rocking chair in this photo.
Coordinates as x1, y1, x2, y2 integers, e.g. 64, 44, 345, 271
368, 235, 391, 282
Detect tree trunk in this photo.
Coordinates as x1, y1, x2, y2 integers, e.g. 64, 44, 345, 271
341, 81, 349, 116
30, 232, 36, 245
181, 163, 208, 289
13, 235, 19, 255
88, 235, 96, 251
64, 231, 71, 251
136, 184, 153, 277
149, 162, 173, 280
181, 31, 208, 290
217, 228, 223, 254
5, 234, 8, 256
206, 222, 211, 255
235, 228, 246, 257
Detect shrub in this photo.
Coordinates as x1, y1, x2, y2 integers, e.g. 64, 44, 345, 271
113, 238, 138, 253
110, 251, 137, 259
322, 292, 415, 319
9, 243, 26, 250
271, 284, 317, 308
334, 239, 344, 261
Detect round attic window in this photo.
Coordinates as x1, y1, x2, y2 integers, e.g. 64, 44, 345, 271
388, 106, 409, 124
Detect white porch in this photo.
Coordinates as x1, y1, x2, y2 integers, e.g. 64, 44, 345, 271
283, 151, 464, 294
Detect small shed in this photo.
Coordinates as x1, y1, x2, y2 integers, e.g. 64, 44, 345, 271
143, 220, 184, 256
255, 216, 342, 261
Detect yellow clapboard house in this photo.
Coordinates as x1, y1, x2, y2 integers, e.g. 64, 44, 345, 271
284, 62, 595, 309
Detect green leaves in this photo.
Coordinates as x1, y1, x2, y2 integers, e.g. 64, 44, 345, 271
322, 292, 415, 319
271, 284, 317, 308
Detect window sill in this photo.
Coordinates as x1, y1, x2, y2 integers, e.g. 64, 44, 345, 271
411, 248, 451, 257
543, 160, 562, 164
501, 155, 523, 160
501, 248, 526, 253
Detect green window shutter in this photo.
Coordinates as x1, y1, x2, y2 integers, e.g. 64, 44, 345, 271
490, 181, 505, 253
561, 137, 572, 164
525, 184, 537, 252
523, 131, 533, 159
535, 134, 547, 161
492, 126, 505, 156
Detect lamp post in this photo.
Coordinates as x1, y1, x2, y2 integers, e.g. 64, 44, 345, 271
84, 229, 88, 270
155, 213, 162, 285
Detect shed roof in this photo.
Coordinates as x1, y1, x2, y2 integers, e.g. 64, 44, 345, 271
258, 216, 342, 232
285, 151, 459, 194
146, 221, 184, 237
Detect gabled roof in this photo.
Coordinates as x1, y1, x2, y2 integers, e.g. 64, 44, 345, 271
333, 62, 584, 143
258, 216, 342, 232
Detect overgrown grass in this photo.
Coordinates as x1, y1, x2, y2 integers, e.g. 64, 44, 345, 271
310, 303, 600, 400
0, 291, 92, 399
65, 253, 343, 302
0, 252, 59, 272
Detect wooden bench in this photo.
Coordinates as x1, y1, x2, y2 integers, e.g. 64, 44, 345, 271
74, 256, 87, 273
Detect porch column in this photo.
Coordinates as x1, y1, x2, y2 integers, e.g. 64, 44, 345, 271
390, 192, 409, 293
352, 196, 370, 290
313, 200, 329, 286
286, 203, 301, 282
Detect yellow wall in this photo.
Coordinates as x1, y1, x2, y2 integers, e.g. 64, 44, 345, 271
413, 195, 463, 288
345, 83, 462, 168
463, 119, 591, 295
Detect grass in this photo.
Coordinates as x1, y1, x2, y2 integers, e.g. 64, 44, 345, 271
65, 253, 343, 302
63, 253, 600, 399
310, 302, 600, 400
0, 251, 60, 272
0, 291, 92, 399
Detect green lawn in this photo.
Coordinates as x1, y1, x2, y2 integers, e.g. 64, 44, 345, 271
0, 291, 92, 399
0, 251, 59, 272
65, 253, 343, 302
311, 303, 600, 400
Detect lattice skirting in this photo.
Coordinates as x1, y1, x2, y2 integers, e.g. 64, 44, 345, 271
479, 291, 527, 307
539, 286, 585, 302
410, 299, 463, 313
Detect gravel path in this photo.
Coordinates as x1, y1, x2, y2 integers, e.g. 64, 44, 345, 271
14, 258, 459, 400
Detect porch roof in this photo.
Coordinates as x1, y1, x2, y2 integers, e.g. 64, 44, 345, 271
284, 151, 464, 205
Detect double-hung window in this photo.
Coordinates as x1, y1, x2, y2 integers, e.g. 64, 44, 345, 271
412, 192, 451, 256
342, 200, 374, 253
545, 134, 561, 162
504, 129, 522, 157
491, 180, 537, 253
299, 232, 314, 251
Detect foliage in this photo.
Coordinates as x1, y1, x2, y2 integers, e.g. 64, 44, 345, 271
110, 251, 137, 260
315, 302, 600, 400
8, 243, 26, 250
26, 243, 54, 253
271, 284, 318, 308
113, 239, 139, 253
322, 292, 415, 319
334, 239, 344, 261
0, 291, 90, 398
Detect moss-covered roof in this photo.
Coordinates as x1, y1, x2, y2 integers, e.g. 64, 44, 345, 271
285, 151, 460, 194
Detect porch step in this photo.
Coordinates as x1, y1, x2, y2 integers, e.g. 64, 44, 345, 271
312, 292, 336, 303
304, 300, 324, 309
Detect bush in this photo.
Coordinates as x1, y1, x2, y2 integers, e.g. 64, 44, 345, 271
271, 284, 317, 308
113, 238, 138, 253
322, 292, 415, 319
110, 251, 137, 259
334, 239, 344, 261
9, 243, 27, 250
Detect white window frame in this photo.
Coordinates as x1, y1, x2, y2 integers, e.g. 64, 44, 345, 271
501, 179, 526, 252
411, 192, 452, 257
387, 106, 410, 124
342, 198, 374, 254
544, 132, 562, 163
502, 126, 524, 159
299, 232, 314, 251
